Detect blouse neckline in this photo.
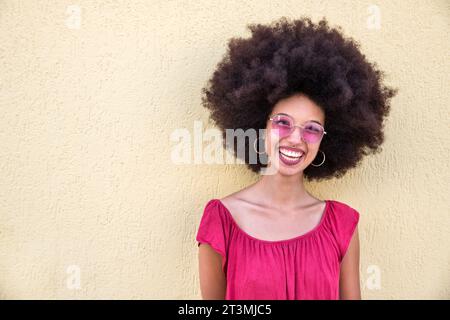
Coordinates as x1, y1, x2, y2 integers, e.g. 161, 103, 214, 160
215, 198, 331, 245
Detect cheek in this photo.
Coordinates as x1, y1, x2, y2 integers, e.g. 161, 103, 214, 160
306, 145, 321, 161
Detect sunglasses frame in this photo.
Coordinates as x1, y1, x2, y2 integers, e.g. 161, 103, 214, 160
268, 113, 327, 142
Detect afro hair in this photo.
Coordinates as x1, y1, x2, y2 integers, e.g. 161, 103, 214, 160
201, 16, 398, 181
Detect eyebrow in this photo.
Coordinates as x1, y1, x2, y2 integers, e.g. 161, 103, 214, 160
275, 113, 324, 126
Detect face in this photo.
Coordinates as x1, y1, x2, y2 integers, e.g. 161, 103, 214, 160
263, 93, 326, 176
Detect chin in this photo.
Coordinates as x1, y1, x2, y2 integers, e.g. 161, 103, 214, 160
277, 165, 304, 176
265, 154, 308, 176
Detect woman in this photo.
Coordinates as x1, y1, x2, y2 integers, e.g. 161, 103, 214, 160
196, 16, 397, 300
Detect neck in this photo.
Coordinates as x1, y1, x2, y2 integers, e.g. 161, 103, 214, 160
255, 172, 310, 208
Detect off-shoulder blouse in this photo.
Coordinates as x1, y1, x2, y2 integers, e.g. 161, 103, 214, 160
196, 198, 360, 300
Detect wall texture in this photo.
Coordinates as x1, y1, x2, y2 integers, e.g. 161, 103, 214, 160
0, 0, 449, 299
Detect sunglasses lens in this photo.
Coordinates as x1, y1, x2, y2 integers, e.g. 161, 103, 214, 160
271, 115, 325, 142
271, 115, 292, 137
302, 122, 324, 143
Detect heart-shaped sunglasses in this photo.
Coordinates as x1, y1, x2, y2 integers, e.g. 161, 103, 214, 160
269, 113, 327, 143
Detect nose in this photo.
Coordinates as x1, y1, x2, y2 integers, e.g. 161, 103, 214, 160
286, 126, 304, 144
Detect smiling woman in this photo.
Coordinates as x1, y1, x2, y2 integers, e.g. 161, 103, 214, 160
196, 16, 397, 300
201, 16, 397, 181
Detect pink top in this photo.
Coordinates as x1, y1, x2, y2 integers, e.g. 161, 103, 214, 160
196, 198, 360, 300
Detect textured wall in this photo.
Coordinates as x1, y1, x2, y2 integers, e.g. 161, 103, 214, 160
0, 0, 449, 299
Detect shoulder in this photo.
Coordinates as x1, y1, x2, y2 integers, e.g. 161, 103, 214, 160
201, 198, 230, 224
218, 190, 249, 217
197, 199, 233, 240
203, 198, 224, 216
218, 194, 239, 211
328, 199, 360, 218
326, 199, 360, 234
326, 200, 361, 261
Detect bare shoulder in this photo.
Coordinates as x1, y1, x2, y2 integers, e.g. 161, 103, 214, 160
220, 190, 246, 212
219, 186, 258, 220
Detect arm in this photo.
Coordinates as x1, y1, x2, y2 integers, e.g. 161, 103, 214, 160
339, 226, 361, 300
198, 243, 227, 299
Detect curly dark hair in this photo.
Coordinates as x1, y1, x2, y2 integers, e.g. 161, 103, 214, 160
201, 16, 398, 181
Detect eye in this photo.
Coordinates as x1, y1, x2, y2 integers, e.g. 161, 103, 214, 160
275, 119, 290, 126
304, 123, 322, 133
272, 115, 292, 127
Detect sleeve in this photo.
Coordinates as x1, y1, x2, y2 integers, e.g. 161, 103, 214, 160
333, 204, 360, 262
195, 199, 229, 273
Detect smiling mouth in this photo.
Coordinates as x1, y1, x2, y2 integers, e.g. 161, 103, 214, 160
278, 147, 305, 165
279, 147, 304, 158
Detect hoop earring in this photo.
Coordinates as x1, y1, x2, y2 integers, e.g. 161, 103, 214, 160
253, 137, 265, 155
311, 150, 325, 167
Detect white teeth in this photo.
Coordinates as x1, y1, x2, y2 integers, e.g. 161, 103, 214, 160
279, 148, 304, 158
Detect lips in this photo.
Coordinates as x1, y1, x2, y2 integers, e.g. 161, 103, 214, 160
278, 146, 305, 166
279, 146, 305, 157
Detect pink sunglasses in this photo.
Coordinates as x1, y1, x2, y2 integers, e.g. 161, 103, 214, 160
269, 113, 327, 143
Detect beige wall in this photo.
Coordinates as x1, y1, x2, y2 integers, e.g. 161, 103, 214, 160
0, 0, 449, 299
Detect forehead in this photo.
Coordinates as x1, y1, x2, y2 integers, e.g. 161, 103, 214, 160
271, 94, 325, 125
